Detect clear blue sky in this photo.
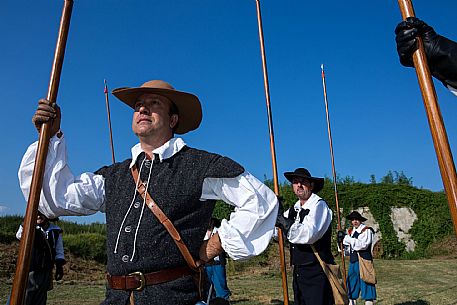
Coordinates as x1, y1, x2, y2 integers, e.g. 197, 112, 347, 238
1, 1, 456, 223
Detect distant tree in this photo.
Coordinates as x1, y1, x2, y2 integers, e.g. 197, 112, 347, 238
337, 175, 356, 185
394, 171, 413, 186
381, 170, 394, 184
369, 174, 377, 184
380, 170, 413, 186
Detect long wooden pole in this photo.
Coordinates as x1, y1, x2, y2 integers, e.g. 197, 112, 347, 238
397, 0, 457, 236
104, 80, 116, 164
254, 1, 289, 304
10, 1, 74, 304
320, 64, 347, 288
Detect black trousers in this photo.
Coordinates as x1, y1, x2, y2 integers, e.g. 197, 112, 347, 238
292, 262, 333, 305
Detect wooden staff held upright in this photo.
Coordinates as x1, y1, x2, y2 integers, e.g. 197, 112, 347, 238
10, 1, 74, 304
104, 79, 116, 164
321, 64, 347, 288
254, 1, 289, 304
397, 0, 457, 236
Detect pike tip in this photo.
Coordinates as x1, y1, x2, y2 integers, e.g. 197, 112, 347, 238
321, 64, 324, 70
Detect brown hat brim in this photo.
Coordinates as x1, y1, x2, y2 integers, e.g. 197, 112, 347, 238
112, 86, 202, 135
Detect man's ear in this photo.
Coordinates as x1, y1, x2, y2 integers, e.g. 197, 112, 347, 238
170, 114, 178, 129
310, 181, 315, 191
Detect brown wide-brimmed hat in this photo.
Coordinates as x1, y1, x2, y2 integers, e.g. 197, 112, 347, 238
112, 80, 202, 135
346, 211, 367, 222
283, 168, 325, 193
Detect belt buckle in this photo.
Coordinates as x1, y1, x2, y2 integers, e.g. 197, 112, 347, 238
129, 271, 146, 291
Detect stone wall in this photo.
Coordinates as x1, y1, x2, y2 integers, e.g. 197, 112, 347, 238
341, 206, 417, 255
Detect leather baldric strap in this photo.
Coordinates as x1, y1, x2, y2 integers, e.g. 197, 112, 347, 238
130, 165, 199, 271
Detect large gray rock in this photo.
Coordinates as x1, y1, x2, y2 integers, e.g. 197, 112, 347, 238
341, 206, 418, 255
390, 207, 417, 252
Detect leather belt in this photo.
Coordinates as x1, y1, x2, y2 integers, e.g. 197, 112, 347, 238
107, 266, 195, 291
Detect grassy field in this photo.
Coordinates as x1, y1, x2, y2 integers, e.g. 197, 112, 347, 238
1, 258, 457, 305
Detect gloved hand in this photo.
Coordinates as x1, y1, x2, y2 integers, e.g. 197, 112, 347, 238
395, 17, 457, 88
55, 259, 65, 281
337, 230, 346, 244
32, 99, 61, 137
275, 197, 294, 235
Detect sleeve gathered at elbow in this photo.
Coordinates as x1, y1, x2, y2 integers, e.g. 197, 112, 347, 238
202, 172, 279, 260
287, 200, 332, 244
18, 135, 106, 219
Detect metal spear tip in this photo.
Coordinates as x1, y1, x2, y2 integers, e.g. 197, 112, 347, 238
321, 64, 324, 70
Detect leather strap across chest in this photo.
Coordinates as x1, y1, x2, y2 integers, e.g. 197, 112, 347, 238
130, 165, 199, 271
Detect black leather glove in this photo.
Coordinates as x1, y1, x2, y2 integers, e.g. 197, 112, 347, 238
337, 230, 346, 244
276, 214, 294, 235
275, 196, 294, 235
55, 259, 65, 281
32, 99, 61, 137
395, 17, 457, 89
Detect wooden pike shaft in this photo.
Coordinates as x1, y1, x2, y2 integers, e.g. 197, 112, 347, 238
255, 1, 289, 304
104, 80, 116, 164
397, 0, 457, 236
321, 64, 347, 288
10, 1, 73, 304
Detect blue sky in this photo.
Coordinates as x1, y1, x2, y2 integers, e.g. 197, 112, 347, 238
1, 1, 456, 223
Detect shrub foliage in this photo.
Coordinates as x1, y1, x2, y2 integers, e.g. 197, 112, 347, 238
0, 172, 453, 260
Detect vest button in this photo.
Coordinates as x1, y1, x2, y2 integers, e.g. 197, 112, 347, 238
144, 160, 151, 168
124, 226, 132, 233
134, 202, 141, 209
121, 255, 129, 262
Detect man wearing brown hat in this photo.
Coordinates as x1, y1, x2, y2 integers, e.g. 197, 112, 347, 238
18, 80, 279, 305
276, 168, 334, 305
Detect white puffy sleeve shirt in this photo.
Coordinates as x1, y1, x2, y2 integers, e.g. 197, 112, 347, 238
342, 223, 373, 251
283, 193, 333, 244
18, 136, 278, 261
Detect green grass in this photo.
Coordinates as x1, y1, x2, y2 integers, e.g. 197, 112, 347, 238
2, 258, 457, 305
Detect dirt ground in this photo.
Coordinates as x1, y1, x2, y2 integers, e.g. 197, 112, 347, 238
0, 241, 106, 285
2, 237, 457, 305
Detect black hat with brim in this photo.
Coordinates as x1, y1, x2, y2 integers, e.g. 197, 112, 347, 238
346, 211, 367, 222
283, 167, 325, 193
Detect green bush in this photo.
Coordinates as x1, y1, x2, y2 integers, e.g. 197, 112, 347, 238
277, 177, 452, 259
2, 172, 453, 261
64, 233, 107, 264
0, 232, 16, 244
0, 215, 23, 234
56, 221, 106, 235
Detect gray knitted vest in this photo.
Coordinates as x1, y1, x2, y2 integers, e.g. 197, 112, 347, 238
96, 146, 244, 305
